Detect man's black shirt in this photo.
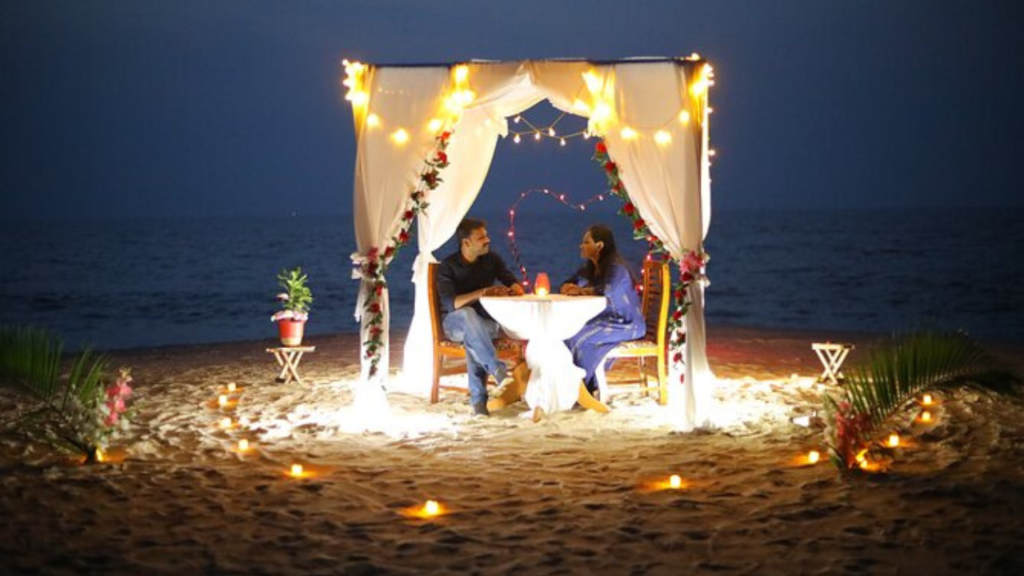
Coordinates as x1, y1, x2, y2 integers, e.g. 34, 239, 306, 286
436, 251, 518, 320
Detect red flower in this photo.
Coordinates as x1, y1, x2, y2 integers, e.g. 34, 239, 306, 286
423, 170, 438, 187
604, 161, 616, 173
367, 262, 378, 276
436, 151, 448, 163
673, 352, 683, 364
623, 202, 635, 215
674, 289, 685, 300
398, 230, 410, 243
367, 247, 379, 260
403, 210, 414, 221
672, 310, 683, 321
440, 131, 451, 142
613, 181, 624, 192
633, 218, 645, 230
383, 246, 395, 259
369, 302, 381, 314
595, 141, 607, 154
681, 271, 693, 283
374, 283, 384, 295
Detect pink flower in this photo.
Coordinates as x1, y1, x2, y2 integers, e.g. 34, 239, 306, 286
105, 411, 119, 426
683, 251, 704, 274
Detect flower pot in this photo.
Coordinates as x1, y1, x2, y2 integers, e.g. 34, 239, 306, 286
278, 319, 306, 347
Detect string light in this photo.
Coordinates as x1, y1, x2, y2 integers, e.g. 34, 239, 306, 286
505, 188, 612, 285
508, 110, 590, 145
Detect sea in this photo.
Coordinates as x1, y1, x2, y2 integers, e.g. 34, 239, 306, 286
2, 207, 1021, 351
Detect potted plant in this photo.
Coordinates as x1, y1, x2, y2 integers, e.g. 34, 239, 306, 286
271, 267, 313, 346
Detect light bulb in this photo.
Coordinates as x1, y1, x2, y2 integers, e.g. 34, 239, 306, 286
513, 133, 521, 144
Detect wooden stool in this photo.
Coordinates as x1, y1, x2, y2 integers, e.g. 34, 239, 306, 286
266, 346, 315, 385
811, 342, 854, 384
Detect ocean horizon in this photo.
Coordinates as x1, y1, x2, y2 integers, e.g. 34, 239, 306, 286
2, 207, 1021, 351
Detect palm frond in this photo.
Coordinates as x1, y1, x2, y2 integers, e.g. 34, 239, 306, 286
0, 325, 63, 401
825, 331, 1020, 469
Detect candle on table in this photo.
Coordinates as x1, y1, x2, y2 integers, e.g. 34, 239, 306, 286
227, 382, 237, 392
290, 464, 304, 477
218, 394, 228, 407
807, 450, 820, 464
220, 417, 232, 429
922, 393, 934, 406
669, 474, 682, 489
534, 272, 550, 297
888, 433, 899, 447
238, 439, 250, 451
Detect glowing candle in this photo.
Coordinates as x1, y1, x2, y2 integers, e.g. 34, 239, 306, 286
95, 448, 105, 463
922, 393, 934, 405
218, 394, 228, 407
888, 433, 899, 447
291, 464, 304, 477
807, 450, 820, 464
535, 273, 550, 296
920, 411, 932, 422
669, 474, 682, 489
238, 439, 250, 451
227, 382, 236, 392
424, 500, 440, 516
220, 417, 232, 429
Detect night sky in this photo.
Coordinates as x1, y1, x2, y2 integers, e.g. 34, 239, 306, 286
2, 0, 1023, 220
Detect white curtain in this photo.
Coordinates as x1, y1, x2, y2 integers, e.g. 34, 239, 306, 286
588, 62, 714, 430
352, 66, 449, 407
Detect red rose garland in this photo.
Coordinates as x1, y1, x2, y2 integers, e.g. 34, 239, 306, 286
592, 140, 709, 387
354, 130, 451, 378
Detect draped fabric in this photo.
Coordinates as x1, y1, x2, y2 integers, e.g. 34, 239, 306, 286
349, 59, 713, 429
352, 66, 449, 406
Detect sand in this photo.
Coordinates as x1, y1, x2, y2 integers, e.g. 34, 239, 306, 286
2, 326, 1023, 575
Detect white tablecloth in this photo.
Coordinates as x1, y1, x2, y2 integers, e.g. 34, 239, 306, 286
480, 295, 606, 413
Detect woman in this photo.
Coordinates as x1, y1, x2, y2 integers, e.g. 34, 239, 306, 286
561, 224, 645, 396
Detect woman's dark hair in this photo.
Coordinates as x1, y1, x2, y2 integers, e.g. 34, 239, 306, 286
582, 224, 626, 287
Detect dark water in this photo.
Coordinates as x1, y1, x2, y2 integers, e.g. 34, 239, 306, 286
1, 208, 1021, 351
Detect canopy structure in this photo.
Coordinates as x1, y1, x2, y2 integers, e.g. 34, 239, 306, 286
344, 56, 715, 430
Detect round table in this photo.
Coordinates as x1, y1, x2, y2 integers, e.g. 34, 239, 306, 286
480, 294, 606, 414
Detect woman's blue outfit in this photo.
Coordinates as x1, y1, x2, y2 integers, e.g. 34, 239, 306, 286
564, 262, 645, 393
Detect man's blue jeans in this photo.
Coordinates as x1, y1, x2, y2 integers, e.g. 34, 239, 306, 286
442, 307, 504, 406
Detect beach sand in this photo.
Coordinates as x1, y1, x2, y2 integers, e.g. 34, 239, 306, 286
2, 326, 1023, 575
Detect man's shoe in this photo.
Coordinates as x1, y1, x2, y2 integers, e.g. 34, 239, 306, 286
472, 402, 490, 417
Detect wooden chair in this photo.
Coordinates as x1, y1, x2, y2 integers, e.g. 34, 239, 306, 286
428, 263, 524, 403
597, 260, 671, 404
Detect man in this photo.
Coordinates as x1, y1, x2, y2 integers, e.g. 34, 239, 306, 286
436, 218, 525, 415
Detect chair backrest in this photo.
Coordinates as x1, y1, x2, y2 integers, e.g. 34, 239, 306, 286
427, 263, 444, 345
640, 260, 671, 345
